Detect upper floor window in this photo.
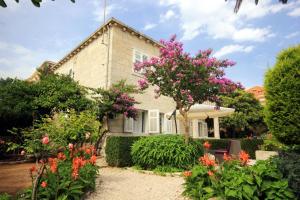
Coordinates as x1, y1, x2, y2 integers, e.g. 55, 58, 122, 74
133, 49, 148, 74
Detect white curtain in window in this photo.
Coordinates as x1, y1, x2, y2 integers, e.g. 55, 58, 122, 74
148, 109, 159, 133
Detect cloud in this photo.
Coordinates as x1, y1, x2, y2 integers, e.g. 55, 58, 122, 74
0, 41, 59, 79
213, 44, 254, 58
285, 31, 300, 39
143, 23, 157, 31
288, 7, 300, 17
158, 0, 294, 42
160, 9, 176, 22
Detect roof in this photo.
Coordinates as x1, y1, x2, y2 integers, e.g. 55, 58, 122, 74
166, 104, 235, 119
51, 17, 162, 71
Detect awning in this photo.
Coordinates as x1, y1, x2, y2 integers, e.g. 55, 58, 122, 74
166, 104, 235, 120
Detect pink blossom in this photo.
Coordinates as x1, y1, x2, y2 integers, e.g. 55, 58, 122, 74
21, 150, 25, 155
137, 79, 148, 90
42, 136, 49, 145
69, 143, 74, 150
187, 95, 194, 104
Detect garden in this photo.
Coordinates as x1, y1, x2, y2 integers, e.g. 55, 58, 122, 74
0, 36, 299, 200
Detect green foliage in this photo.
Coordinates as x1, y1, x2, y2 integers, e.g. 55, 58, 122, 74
264, 45, 300, 147
272, 152, 300, 198
131, 135, 204, 169
105, 136, 142, 167
261, 133, 288, 151
23, 147, 98, 200
220, 90, 267, 137
196, 139, 230, 149
34, 74, 93, 115
184, 159, 296, 200
22, 110, 100, 155
0, 78, 36, 133
0, 0, 75, 8
240, 139, 264, 159
152, 166, 183, 175
0, 193, 11, 200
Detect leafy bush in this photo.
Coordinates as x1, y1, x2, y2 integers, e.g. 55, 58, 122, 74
0, 193, 11, 200
131, 135, 203, 169
272, 152, 300, 198
105, 136, 142, 167
21, 146, 99, 200
240, 138, 263, 159
261, 133, 288, 151
184, 154, 296, 200
264, 45, 300, 148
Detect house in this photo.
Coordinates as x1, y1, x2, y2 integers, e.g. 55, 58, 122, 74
29, 18, 234, 139
246, 86, 266, 105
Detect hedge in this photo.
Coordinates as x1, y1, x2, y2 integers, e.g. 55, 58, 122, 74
240, 138, 264, 159
196, 139, 230, 149
196, 138, 263, 159
105, 136, 264, 167
105, 135, 143, 167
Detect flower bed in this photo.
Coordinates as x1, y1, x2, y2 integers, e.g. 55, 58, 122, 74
183, 142, 296, 200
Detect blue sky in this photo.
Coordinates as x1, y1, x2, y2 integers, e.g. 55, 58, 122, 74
0, 0, 299, 88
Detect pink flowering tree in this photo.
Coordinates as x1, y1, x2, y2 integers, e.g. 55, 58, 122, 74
135, 36, 242, 143
92, 80, 139, 132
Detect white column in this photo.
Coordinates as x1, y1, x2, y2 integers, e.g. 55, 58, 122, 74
192, 119, 199, 138
213, 117, 220, 139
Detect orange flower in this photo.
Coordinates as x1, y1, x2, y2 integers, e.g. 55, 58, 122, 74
183, 171, 192, 177
223, 153, 232, 161
90, 155, 97, 165
203, 141, 211, 149
29, 165, 37, 173
207, 170, 214, 176
57, 152, 66, 160
41, 181, 47, 188
239, 150, 250, 165
199, 154, 216, 167
72, 157, 87, 179
85, 148, 91, 155
48, 158, 58, 173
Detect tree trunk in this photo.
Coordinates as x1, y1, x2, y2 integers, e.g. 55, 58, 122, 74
180, 109, 189, 144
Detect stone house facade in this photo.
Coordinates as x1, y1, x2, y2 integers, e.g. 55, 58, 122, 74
29, 18, 234, 138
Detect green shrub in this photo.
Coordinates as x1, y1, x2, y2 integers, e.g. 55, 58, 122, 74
0, 193, 11, 200
131, 135, 203, 169
272, 152, 300, 198
184, 158, 296, 200
240, 138, 263, 159
196, 139, 230, 149
105, 136, 142, 167
264, 45, 300, 147
261, 133, 288, 151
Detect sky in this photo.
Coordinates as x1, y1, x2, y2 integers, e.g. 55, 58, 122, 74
0, 0, 299, 88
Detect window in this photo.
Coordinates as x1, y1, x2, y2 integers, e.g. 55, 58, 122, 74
68, 68, 74, 78
148, 109, 159, 133
133, 49, 148, 74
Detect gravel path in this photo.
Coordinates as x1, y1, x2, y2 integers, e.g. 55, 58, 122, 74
87, 159, 187, 200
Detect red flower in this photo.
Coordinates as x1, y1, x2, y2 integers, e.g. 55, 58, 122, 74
42, 136, 49, 144
90, 155, 97, 165
72, 157, 87, 179
85, 148, 91, 155
29, 165, 37, 173
223, 153, 232, 161
48, 158, 58, 173
207, 170, 214, 176
199, 154, 216, 167
239, 150, 250, 165
57, 152, 66, 160
183, 171, 192, 177
41, 181, 47, 188
203, 141, 211, 149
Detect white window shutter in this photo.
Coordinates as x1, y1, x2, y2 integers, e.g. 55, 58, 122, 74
148, 109, 159, 133
124, 116, 133, 133
164, 114, 172, 133
203, 122, 208, 137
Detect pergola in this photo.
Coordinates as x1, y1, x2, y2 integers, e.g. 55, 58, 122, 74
166, 103, 235, 139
